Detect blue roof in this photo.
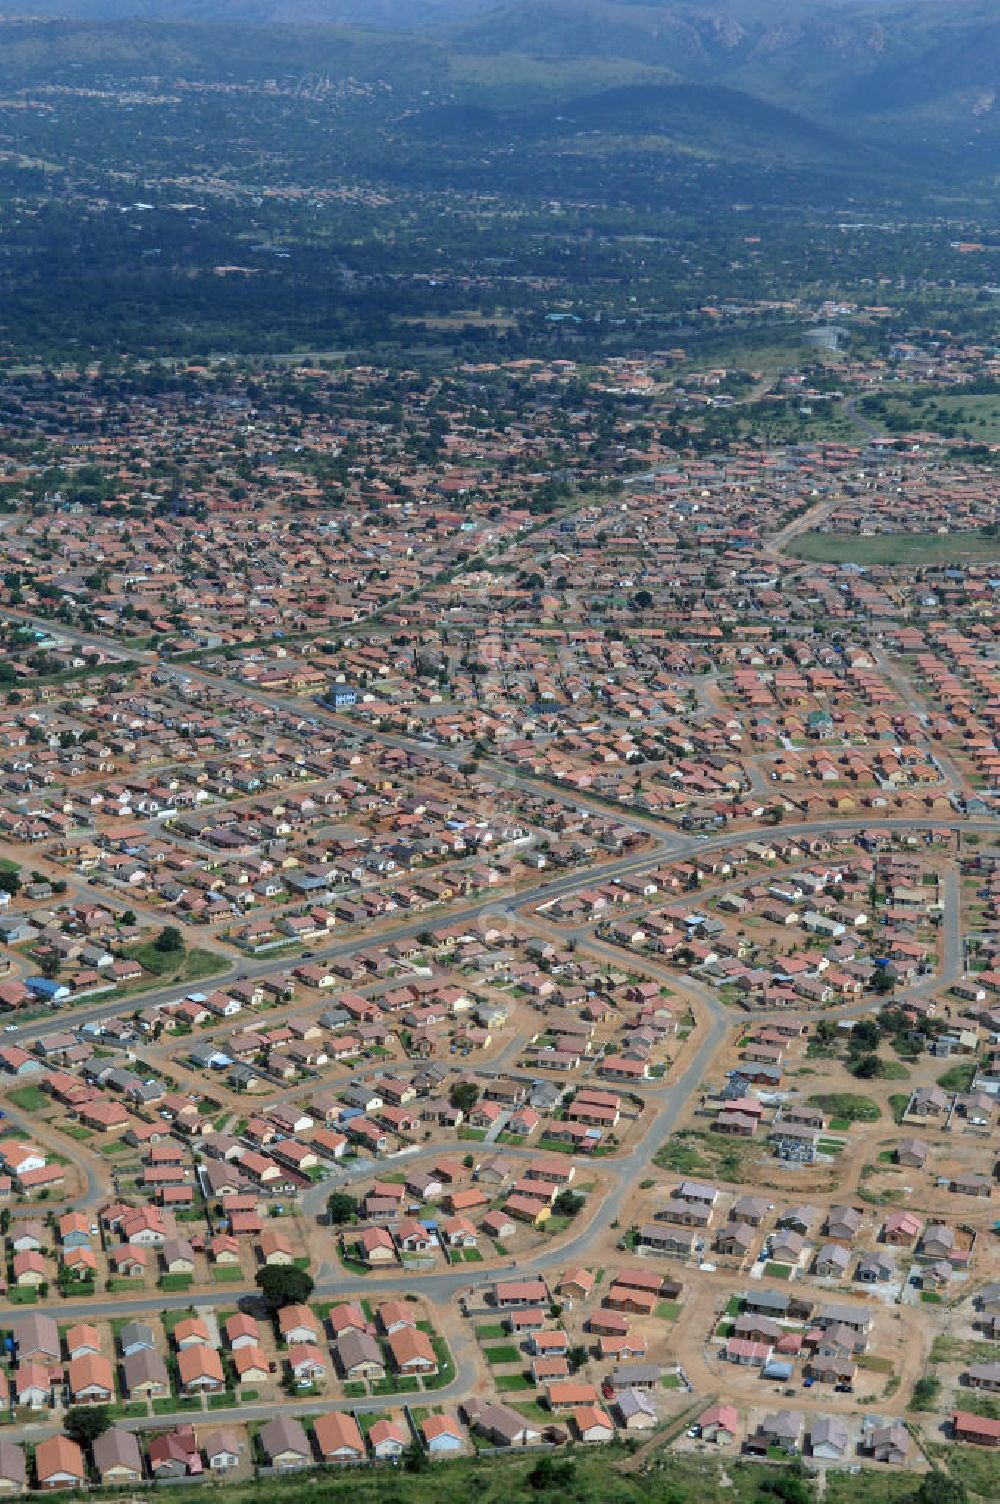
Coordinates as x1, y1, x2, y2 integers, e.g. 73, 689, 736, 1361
26, 976, 65, 997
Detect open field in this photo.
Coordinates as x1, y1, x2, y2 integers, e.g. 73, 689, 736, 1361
784, 530, 1000, 565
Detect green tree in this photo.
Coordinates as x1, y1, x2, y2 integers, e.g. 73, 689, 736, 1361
850, 1018, 880, 1053
256, 1264, 314, 1308
450, 1081, 479, 1114
154, 925, 183, 954
527, 1456, 576, 1491
63, 1406, 112, 1445
403, 1441, 428, 1473
910, 1471, 968, 1504
325, 1191, 358, 1226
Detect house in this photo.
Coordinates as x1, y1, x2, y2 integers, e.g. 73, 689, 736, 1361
328, 1302, 369, 1338
67, 1353, 114, 1406
314, 1411, 365, 1464
814, 1244, 851, 1279
233, 1346, 270, 1385
639, 1223, 694, 1256
260, 1228, 296, 1266
14, 1362, 50, 1410
464, 1399, 541, 1448
558, 1269, 595, 1303
896, 1137, 930, 1168
716, 1223, 755, 1258
883, 1210, 922, 1247
289, 1344, 328, 1384
730, 1195, 770, 1227
260, 1416, 311, 1471
825, 1205, 862, 1242
954, 1411, 1000, 1447
92, 1428, 142, 1485
0, 1441, 25, 1496
177, 1345, 225, 1394
65, 1323, 101, 1362
204, 1430, 243, 1473
368, 1419, 407, 1459
12, 1252, 46, 1289
148, 1426, 202, 1478
174, 1317, 210, 1350
747, 1410, 803, 1455
966, 1363, 1000, 1393
856, 1252, 895, 1285
868, 1421, 909, 1465
809, 1417, 849, 1460
333, 1330, 384, 1380
481, 1210, 517, 1242
389, 1325, 438, 1375
278, 1305, 320, 1346
610, 1363, 660, 1391
494, 1277, 548, 1308
422, 1414, 463, 1453
161, 1236, 195, 1275
698, 1404, 739, 1445
357, 1226, 395, 1265
573, 1404, 614, 1444
224, 1313, 260, 1351
616, 1388, 657, 1431
922, 1224, 958, 1261
122, 1348, 170, 1399
378, 1299, 418, 1335
35, 1436, 85, 1492
117, 1321, 156, 1359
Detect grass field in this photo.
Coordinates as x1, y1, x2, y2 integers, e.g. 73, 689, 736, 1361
125, 941, 226, 984
784, 530, 1000, 566
807, 1093, 880, 1123
484, 1345, 520, 1365
7, 1085, 49, 1112
862, 389, 1000, 444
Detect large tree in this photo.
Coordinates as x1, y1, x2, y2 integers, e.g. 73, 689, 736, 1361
256, 1264, 314, 1308
63, 1406, 111, 1446
326, 1190, 358, 1226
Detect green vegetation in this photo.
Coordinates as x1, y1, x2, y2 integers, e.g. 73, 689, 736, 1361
84, 1446, 905, 1504
256, 1265, 314, 1308
63, 1406, 112, 1446
938, 1063, 977, 1093
807, 1094, 881, 1123
652, 1137, 708, 1174
326, 1191, 359, 1226
126, 940, 225, 984
6, 1085, 49, 1112
909, 1375, 942, 1411
484, 1345, 521, 1365
785, 531, 1000, 566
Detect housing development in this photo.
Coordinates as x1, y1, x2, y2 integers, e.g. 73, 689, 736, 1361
0, 0, 998, 1493
0, 319, 994, 1500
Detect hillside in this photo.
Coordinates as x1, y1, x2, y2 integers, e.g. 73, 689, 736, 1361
1, 1, 999, 174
